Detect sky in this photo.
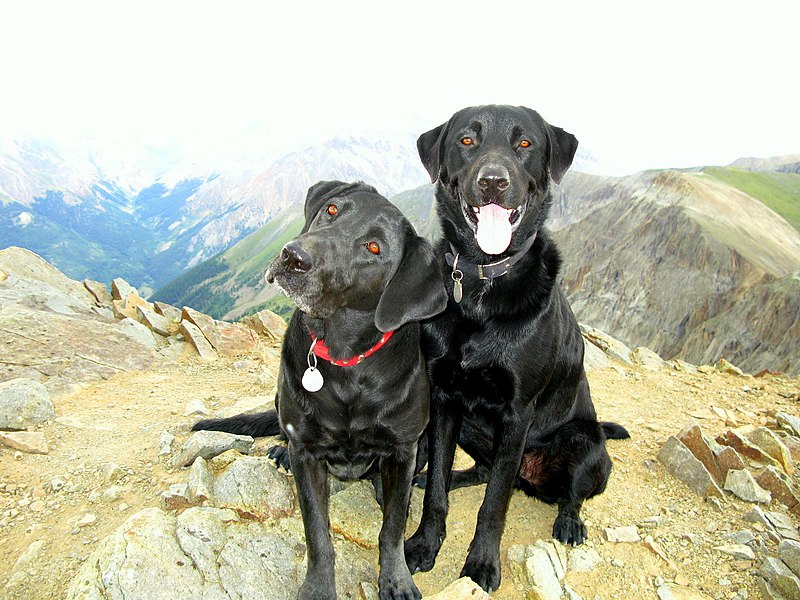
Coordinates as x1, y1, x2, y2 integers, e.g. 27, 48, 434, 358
1, 0, 798, 175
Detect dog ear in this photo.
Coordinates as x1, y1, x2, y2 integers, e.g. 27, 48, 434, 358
545, 123, 579, 184
301, 180, 350, 233
417, 122, 448, 183
374, 234, 447, 332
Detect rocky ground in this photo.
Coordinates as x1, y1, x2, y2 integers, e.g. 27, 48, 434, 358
2, 246, 800, 600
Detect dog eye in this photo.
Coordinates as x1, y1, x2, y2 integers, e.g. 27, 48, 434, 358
366, 241, 381, 255
460, 137, 474, 146
326, 204, 338, 216
518, 140, 532, 149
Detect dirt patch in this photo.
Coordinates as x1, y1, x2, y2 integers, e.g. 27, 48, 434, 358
1, 355, 799, 599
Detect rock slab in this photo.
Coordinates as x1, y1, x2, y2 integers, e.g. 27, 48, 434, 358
0, 378, 55, 430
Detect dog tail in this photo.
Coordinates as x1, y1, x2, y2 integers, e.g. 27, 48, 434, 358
192, 410, 282, 438
601, 421, 631, 440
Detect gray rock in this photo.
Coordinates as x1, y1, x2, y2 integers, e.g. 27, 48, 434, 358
423, 578, 490, 600
154, 301, 183, 321
159, 430, 176, 456
631, 346, 665, 371
186, 457, 214, 503
568, 547, 602, 572
118, 317, 158, 350
724, 529, 756, 545
580, 324, 633, 365
136, 305, 176, 337
657, 436, 724, 498
4, 539, 48, 590
0, 303, 157, 388
66, 506, 375, 600
766, 511, 800, 542
761, 556, 800, 599
111, 277, 137, 301
712, 544, 756, 560
0, 431, 49, 454
777, 412, 800, 438
724, 469, 772, 503
778, 540, 800, 577
210, 453, 295, 519
168, 430, 254, 468
507, 542, 564, 600
183, 398, 210, 416
330, 480, 382, 548
83, 279, 112, 307
180, 320, 217, 361
604, 525, 641, 543
582, 336, 612, 372
744, 506, 776, 530
101, 462, 125, 483
0, 378, 55, 430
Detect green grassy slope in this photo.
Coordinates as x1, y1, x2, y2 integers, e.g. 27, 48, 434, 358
702, 167, 800, 233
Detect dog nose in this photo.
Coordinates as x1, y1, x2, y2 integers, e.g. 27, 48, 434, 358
280, 241, 313, 273
477, 164, 510, 196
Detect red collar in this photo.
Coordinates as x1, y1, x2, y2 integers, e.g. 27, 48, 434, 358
309, 330, 395, 367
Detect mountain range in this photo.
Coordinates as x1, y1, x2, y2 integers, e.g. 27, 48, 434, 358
153, 156, 800, 375
1, 134, 798, 374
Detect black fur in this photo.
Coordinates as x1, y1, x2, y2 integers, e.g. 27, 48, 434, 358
194, 181, 447, 600
404, 105, 630, 593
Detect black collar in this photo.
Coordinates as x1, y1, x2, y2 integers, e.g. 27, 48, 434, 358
445, 233, 537, 280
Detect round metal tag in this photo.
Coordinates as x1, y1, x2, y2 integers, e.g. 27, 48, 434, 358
301, 367, 324, 392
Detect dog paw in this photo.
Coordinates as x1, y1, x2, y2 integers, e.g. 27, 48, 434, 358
378, 572, 422, 600
553, 512, 587, 546
411, 470, 428, 489
460, 551, 501, 593
298, 579, 336, 600
267, 444, 291, 471
404, 530, 443, 573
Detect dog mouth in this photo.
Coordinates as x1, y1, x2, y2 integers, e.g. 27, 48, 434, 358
459, 192, 526, 255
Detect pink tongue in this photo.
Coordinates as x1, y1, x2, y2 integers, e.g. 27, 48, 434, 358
475, 204, 513, 255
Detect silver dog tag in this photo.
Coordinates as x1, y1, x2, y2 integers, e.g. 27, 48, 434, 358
451, 254, 463, 304
301, 367, 324, 392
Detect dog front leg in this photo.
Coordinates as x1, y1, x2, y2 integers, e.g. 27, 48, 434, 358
404, 388, 462, 573
289, 442, 336, 600
461, 416, 529, 592
378, 445, 421, 600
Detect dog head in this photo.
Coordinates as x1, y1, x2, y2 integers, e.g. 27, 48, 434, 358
266, 180, 447, 331
417, 105, 578, 257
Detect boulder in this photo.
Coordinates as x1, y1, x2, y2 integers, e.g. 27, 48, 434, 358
745, 427, 794, 474
168, 430, 254, 468
180, 320, 217, 361
111, 277, 137, 301
677, 422, 723, 483
778, 540, 800, 577
631, 346, 665, 371
0, 378, 55, 429
724, 469, 771, 504
83, 279, 112, 307
118, 317, 158, 350
760, 557, 800, 599
717, 428, 782, 470
757, 466, 800, 515
154, 301, 182, 321
241, 309, 288, 342
580, 324, 633, 365
66, 506, 376, 600
136, 305, 178, 337
657, 436, 724, 498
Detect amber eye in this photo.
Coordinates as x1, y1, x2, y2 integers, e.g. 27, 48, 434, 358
326, 204, 338, 216
367, 241, 381, 255
519, 139, 532, 148
460, 137, 474, 146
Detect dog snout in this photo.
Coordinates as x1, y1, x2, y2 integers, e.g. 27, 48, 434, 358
477, 164, 510, 198
280, 241, 313, 273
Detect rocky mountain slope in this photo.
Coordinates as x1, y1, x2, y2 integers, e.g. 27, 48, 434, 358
159, 160, 800, 374
553, 167, 800, 375
2, 249, 800, 600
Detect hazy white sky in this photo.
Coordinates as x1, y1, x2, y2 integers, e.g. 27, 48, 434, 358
1, 0, 797, 174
